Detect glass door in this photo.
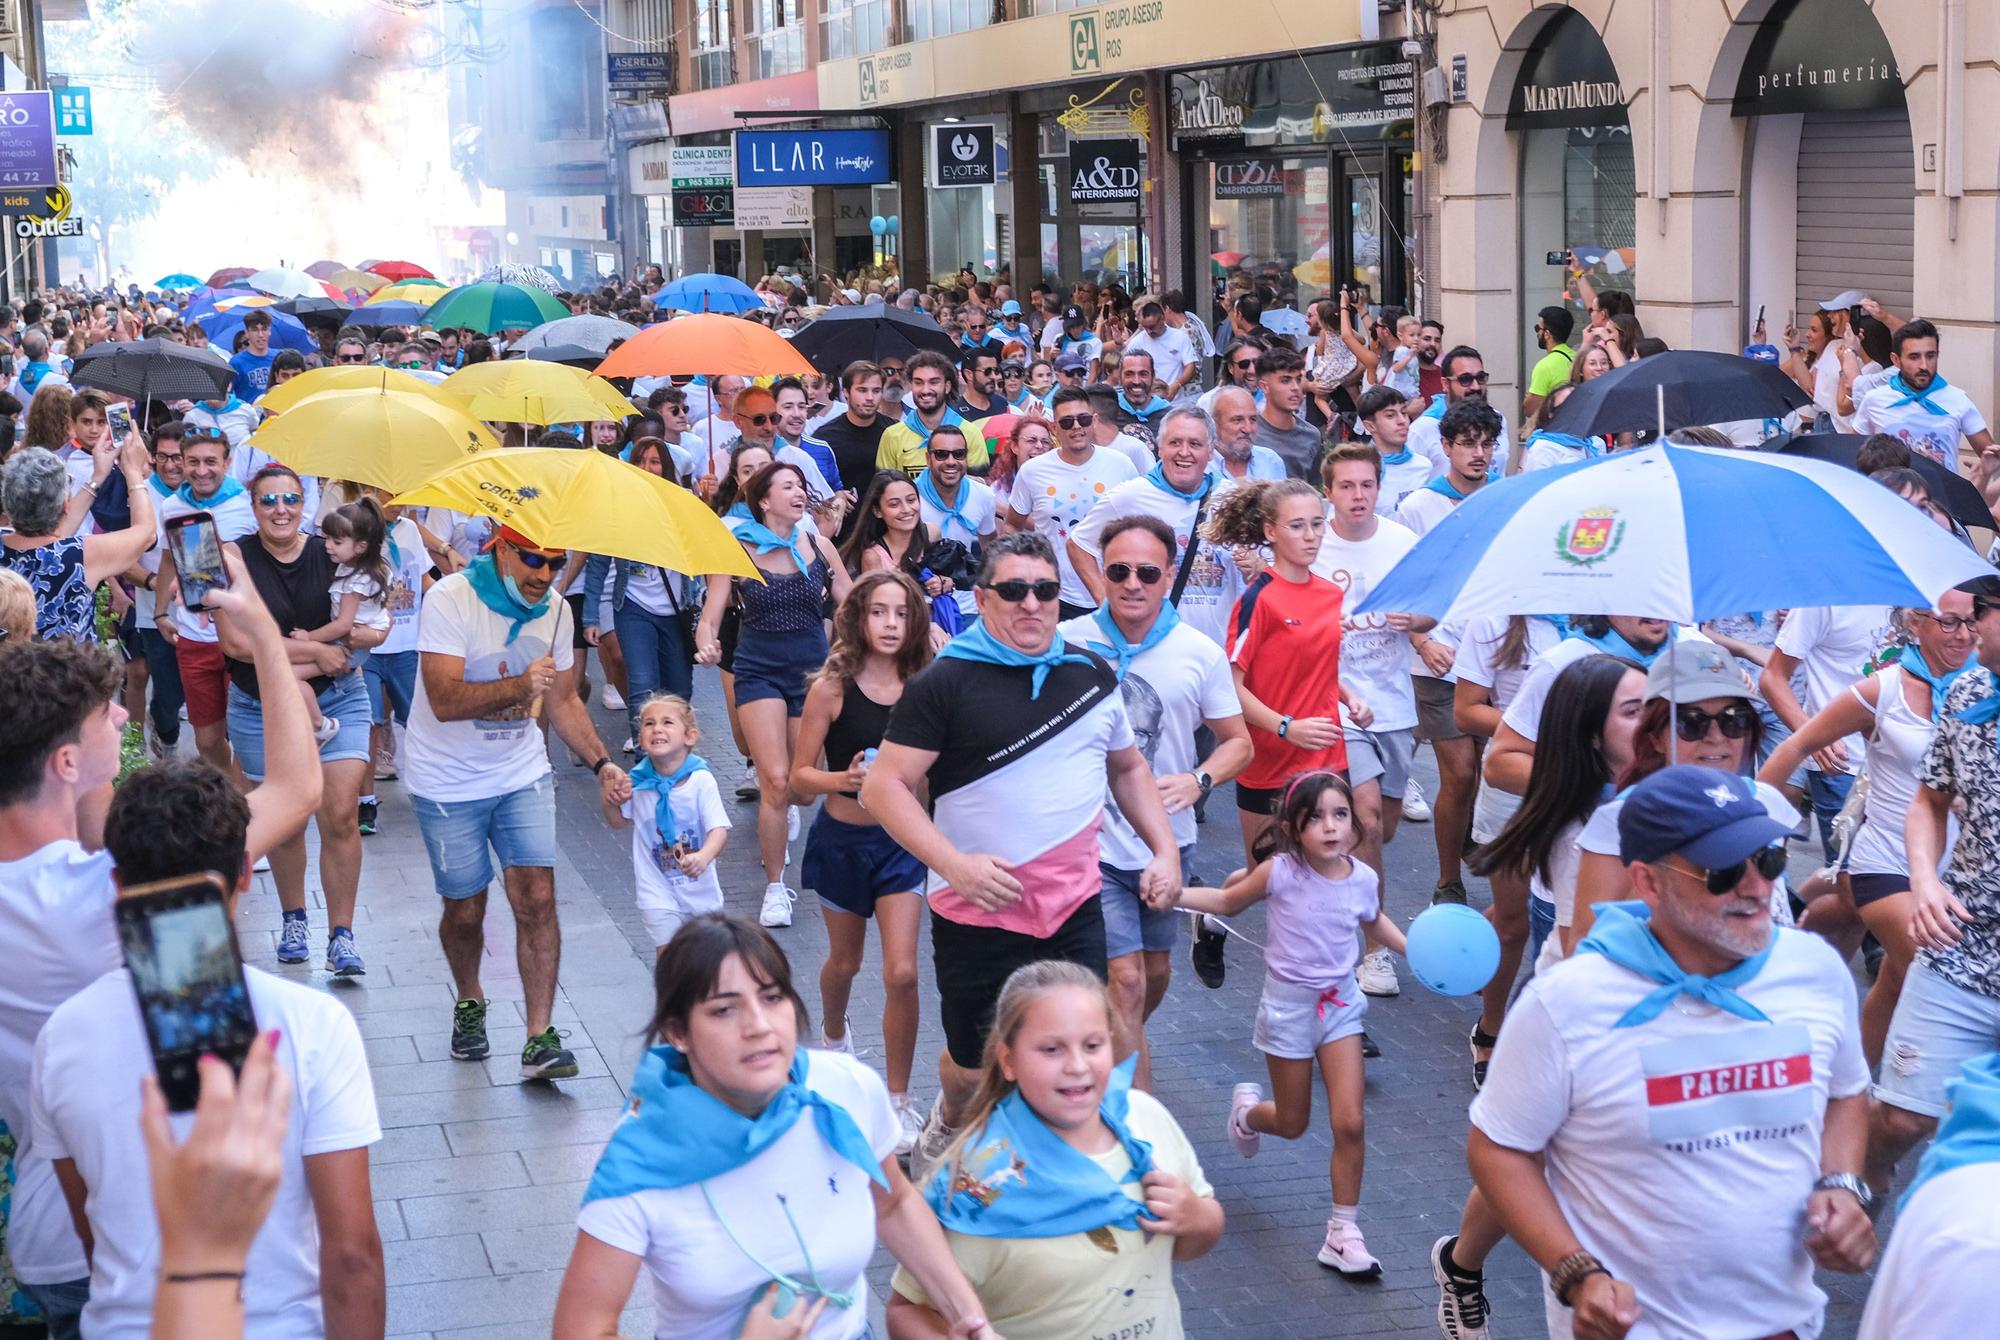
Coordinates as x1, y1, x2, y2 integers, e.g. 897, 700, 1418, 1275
1200, 154, 1332, 331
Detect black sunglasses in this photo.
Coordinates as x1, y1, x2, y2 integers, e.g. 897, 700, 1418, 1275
1105, 562, 1164, 585
930, 447, 968, 461
508, 544, 569, 572
1669, 845, 1788, 896
1231, 359, 1257, 370
738, 413, 774, 427
335, 353, 367, 363
1452, 371, 1492, 386
1056, 413, 1095, 430
981, 578, 1061, 603
1674, 703, 1758, 742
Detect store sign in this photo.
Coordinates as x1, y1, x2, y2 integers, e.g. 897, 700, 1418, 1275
735, 128, 892, 186
606, 52, 672, 93
1731, 0, 1901, 116
15, 183, 81, 238
1067, 139, 1141, 207
1171, 44, 1412, 148
1506, 9, 1628, 130
1170, 75, 1248, 140
670, 145, 734, 226
1213, 160, 1287, 199
0, 92, 57, 189
735, 185, 813, 230
930, 123, 996, 187
55, 87, 90, 135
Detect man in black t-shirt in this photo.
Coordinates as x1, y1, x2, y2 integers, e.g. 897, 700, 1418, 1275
815, 359, 891, 540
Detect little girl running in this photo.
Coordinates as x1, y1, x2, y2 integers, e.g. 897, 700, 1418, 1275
1178, 770, 1406, 1278
602, 694, 731, 952
292, 498, 392, 744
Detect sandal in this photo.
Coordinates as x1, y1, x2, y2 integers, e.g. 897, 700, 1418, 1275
1469, 1023, 1500, 1091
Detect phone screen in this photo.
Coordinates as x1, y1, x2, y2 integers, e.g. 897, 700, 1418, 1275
107, 402, 133, 437
116, 876, 258, 1111
165, 512, 228, 610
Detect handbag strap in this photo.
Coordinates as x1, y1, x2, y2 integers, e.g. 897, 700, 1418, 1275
1169, 489, 1216, 608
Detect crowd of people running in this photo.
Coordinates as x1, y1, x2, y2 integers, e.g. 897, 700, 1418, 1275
2, 265, 1999, 1340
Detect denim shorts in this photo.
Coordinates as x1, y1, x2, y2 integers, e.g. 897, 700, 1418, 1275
365, 648, 419, 727
1098, 844, 1194, 958
732, 629, 825, 716
410, 773, 558, 899
1253, 972, 1367, 1058
1526, 895, 1556, 977
801, 811, 926, 918
1874, 957, 2000, 1118
226, 673, 371, 782
1343, 726, 1414, 800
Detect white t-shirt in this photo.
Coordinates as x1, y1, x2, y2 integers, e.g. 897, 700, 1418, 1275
330, 565, 391, 633
917, 476, 997, 617
1854, 379, 1989, 470
1858, 1161, 2000, 1340
575, 1050, 897, 1340
1376, 452, 1435, 515
0, 841, 121, 1283
1204, 445, 1289, 482
1453, 615, 1564, 718
1501, 629, 1711, 743
1312, 516, 1419, 733
134, 481, 175, 631
1391, 481, 1467, 538
1009, 448, 1139, 607
1104, 432, 1154, 474
404, 572, 576, 803
1406, 405, 1513, 478
32, 965, 381, 1340
157, 487, 257, 643
1774, 605, 1894, 775
1067, 475, 1245, 648
622, 768, 731, 918
378, 515, 430, 655
1058, 616, 1239, 867
1810, 352, 1845, 429
1471, 928, 1868, 1340
1123, 325, 1198, 392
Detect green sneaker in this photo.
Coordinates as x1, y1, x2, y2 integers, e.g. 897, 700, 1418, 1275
1431, 878, 1470, 906
449, 998, 489, 1061
520, 1027, 579, 1081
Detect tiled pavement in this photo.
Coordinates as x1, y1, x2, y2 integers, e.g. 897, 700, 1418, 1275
257, 666, 1881, 1338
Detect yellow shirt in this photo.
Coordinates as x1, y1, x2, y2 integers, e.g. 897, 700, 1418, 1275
875, 413, 993, 478
891, 1090, 1212, 1340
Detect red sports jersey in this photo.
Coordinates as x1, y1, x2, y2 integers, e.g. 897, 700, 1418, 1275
1228, 569, 1347, 789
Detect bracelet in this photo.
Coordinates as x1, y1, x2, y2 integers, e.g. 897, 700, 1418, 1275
1549, 1250, 1608, 1308
160, 1270, 244, 1295
589, 755, 613, 775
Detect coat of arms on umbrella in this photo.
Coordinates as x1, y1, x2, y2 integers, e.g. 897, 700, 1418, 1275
1556, 506, 1624, 567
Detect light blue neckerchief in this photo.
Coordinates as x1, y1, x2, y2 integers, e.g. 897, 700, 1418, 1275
1566, 623, 1667, 668
916, 469, 975, 537
1534, 614, 1571, 639
173, 475, 247, 508
1575, 901, 1775, 1028
1117, 391, 1170, 421
583, 1045, 887, 1205
923, 1056, 1155, 1239
1084, 602, 1181, 681
1144, 461, 1212, 504
1954, 670, 2000, 727
1887, 371, 1953, 416
899, 404, 965, 447
1899, 643, 1970, 722
464, 553, 551, 643
938, 618, 1097, 699
148, 473, 175, 499
1422, 474, 1470, 501
1419, 397, 1445, 421
737, 519, 811, 575
1378, 443, 1413, 466
16, 360, 54, 397
628, 752, 711, 838
1525, 429, 1603, 459
724, 500, 753, 522
1900, 1054, 2000, 1212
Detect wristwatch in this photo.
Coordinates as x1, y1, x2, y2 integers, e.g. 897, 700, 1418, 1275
1276, 715, 1293, 740
1812, 1172, 1875, 1215
1194, 770, 1214, 801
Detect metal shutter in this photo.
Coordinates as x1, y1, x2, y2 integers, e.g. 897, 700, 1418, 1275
1795, 107, 1914, 323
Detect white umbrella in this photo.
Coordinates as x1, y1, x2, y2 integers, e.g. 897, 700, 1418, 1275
245, 267, 335, 300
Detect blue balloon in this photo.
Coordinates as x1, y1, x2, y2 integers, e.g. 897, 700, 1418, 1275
886, 214, 900, 236
1405, 904, 1500, 996
869, 214, 888, 237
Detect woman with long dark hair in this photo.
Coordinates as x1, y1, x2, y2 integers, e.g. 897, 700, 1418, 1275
839, 469, 943, 588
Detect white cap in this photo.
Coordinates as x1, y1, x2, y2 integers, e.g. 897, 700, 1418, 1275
1819, 289, 1867, 311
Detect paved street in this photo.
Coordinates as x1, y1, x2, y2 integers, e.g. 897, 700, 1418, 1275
254, 666, 1881, 1339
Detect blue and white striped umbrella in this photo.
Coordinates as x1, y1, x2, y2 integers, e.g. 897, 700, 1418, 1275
1356, 443, 1995, 625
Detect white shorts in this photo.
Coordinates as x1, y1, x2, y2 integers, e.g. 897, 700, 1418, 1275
1471, 778, 1521, 845
639, 903, 697, 948
1252, 973, 1368, 1059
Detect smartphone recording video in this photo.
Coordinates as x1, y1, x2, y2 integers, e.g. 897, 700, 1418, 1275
116, 873, 258, 1112
107, 402, 133, 438
165, 511, 229, 611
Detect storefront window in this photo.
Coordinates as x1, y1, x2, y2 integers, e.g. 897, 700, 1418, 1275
1206, 159, 1333, 314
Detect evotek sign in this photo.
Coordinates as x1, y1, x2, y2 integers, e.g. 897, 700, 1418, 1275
930, 123, 996, 188
1066, 139, 1141, 206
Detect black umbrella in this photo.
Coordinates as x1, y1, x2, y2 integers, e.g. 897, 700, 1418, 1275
1769, 431, 1994, 533
516, 342, 608, 369
70, 337, 232, 406
273, 296, 354, 330
785, 305, 957, 376
1545, 349, 1810, 440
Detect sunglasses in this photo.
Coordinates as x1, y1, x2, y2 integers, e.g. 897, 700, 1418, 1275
335, 353, 367, 364
738, 413, 775, 427
930, 447, 968, 461
395, 360, 426, 369
1666, 845, 1789, 896
256, 491, 303, 507
981, 578, 1061, 603
508, 544, 568, 572
1452, 371, 1492, 386
1231, 359, 1257, 370
1104, 562, 1164, 585
1056, 413, 1095, 430
184, 427, 227, 442
1673, 703, 1759, 742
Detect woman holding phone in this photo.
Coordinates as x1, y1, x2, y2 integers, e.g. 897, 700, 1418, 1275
0, 433, 155, 641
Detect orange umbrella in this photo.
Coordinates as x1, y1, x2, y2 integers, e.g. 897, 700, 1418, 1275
593, 313, 815, 379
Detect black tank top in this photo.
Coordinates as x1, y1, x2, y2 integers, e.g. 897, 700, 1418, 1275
823, 678, 895, 798
228, 534, 336, 698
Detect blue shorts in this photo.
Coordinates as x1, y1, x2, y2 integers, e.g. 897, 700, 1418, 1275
410, 774, 558, 899
802, 811, 925, 917
364, 648, 419, 727
732, 630, 825, 716
226, 673, 371, 782
1099, 844, 1194, 958
1874, 957, 2000, 1118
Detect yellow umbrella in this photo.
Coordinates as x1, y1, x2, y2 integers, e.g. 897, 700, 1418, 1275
436, 360, 635, 426
249, 388, 500, 495
390, 447, 760, 580
327, 268, 391, 294
365, 279, 449, 305
257, 365, 446, 414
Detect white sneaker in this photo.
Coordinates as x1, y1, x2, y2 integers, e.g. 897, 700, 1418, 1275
602, 684, 626, 711
1402, 776, 1432, 821
1317, 1221, 1382, 1277
893, 1096, 926, 1158
252, 853, 272, 873
820, 1019, 855, 1055
908, 1093, 957, 1183
759, 882, 796, 927
622, 737, 636, 755
1228, 1081, 1262, 1158
313, 715, 341, 745
787, 804, 801, 844
1358, 948, 1401, 997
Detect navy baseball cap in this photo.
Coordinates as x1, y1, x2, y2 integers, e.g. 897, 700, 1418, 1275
1054, 349, 1089, 373
1061, 304, 1086, 326
1617, 766, 1792, 869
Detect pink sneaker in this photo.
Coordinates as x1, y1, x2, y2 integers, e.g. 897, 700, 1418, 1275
1227, 1082, 1262, 1158
1317, 1220, 1382, 1278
